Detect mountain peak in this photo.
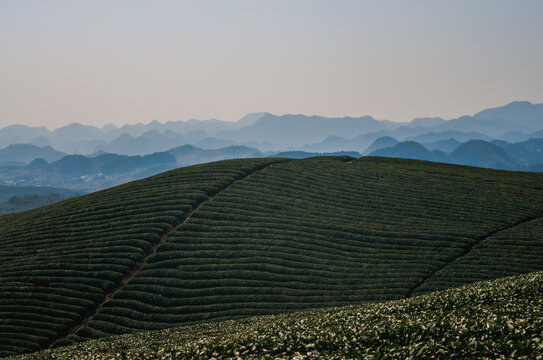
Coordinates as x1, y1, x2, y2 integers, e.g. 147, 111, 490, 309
474, 101, 541, 123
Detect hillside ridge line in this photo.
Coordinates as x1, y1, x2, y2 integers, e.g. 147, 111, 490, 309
407, 212, 543, 298
58, 160, 282, 344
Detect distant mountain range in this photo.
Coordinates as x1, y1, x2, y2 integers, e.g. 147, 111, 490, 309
1, 100, 543, 191
0, 144, 66, 164
1, 101, 542, 154
0, 144, 265, 191
369, 138, 543, 171
0, 113, 267, 154
0, 185, 82, 204
0, 185, 84, 215
2, 135, 543, 192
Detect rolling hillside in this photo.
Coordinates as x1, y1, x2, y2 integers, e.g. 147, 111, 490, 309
13, 271, 543, 359
1, 157, 543, 357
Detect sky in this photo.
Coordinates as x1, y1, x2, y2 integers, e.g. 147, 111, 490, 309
1, 0, 542, 129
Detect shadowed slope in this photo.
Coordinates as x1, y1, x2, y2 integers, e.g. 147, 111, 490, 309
14, 271, 543, 359
2, 157, 543, 357
0, 158, 283, 357
414, 215, 543, 295
408, 213, 543, 297
69, 157, 543, 342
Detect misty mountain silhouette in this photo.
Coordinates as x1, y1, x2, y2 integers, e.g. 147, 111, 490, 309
450, 140, 516, 168
363, 136, 398, 155
0, 144, 66, 164
370, 141, 449, 163
0, 100, 542, 164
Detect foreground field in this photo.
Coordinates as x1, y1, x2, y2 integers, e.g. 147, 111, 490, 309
1, 156, 543, 356
10, 271, 543, 359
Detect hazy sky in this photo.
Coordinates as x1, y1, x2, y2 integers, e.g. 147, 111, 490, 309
1, 1, 542, 129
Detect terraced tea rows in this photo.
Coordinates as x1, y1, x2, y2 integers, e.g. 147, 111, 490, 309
2, 156, 543, 357
415, 215, 543, 295
0, 158, 281, 357
14, 270, 543, 359
69, 157, 543, 341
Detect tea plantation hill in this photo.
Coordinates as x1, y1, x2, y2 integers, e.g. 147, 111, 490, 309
1, 156, 543, 357
12, 271, 543, 359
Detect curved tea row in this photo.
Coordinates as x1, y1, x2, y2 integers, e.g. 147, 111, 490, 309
74, 157, 543, 340
0, 158, 280, 357
415, 216, 543, 295
2, 157, 543, 356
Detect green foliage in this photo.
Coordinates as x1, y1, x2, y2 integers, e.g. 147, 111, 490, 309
0, 158, 281, 356
73, 157, 543, 341
9, 271, 543, 359
1, 156, 543, 357
415, 216, 543, 295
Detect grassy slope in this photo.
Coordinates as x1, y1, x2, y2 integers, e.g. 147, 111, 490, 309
10, 270, 543, 359
0, 158, 281, 357
2, 156, 543, 356
414, 216, 543, 295
72, 156, 543, 341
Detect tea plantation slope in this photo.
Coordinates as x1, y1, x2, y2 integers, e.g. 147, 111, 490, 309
11, 271, 543, 359
0, 158, 283, 358
414, 215, 543, 295
70, 157, 543, 342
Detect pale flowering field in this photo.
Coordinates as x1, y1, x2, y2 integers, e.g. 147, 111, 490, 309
10, 271, 543, 360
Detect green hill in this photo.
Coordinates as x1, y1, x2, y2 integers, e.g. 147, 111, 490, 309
11, 271, 543, 359
1, 156, 543, 357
